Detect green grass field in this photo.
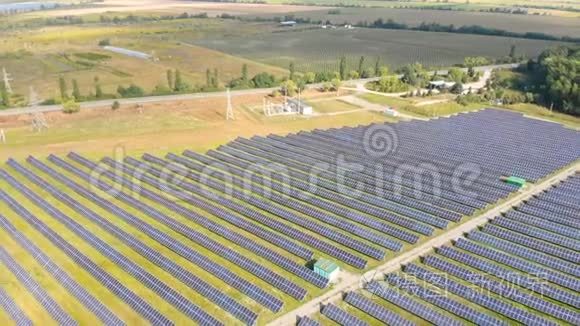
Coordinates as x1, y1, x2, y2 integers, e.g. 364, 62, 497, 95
192, 26, 568, 73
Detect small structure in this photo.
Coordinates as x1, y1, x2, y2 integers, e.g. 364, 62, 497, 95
428, 80, 455, 90
279, 20, 297, 27
384, 107, 399, 117
501, 176, 526, 188
313, 258, 340, 282
103, 46, 152, 60
287, 98, 312, 115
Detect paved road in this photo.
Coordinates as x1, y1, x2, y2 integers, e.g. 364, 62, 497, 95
268, 161, 579, 325
0, 64, 518, 117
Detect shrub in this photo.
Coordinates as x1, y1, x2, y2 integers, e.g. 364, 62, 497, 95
117, 84, 145, 98
62, 98, 80, 114
111, 100, 120, 111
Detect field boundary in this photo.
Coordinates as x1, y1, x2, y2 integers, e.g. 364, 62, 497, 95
268, 161, 579, 325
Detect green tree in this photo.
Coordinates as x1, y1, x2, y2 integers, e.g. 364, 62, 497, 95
72, 79, 81, 100
358, 56, 365, 75
509, 44, 516, 59
0, 81, 9, 107
213, 68, 219, 88
280, 80, 297, 97
348, 71, 360, 80
59, 75, 67, 100
251, 73, 276, 88
62, 98, 80, 114
447, 67, 465, 84
379, 66, 389, 77
339, 56, 347, 80
374, 57, 381, 77
206, 68, 211, 88
375, 76, 409, 93
174, 69, 182, 91
401, 63, 429, 88
166, 69, 174, 90
242, 64, 248, 82
94, 76, 103, 98
303, 72, 316, 84
331, 78, 342, 96
289, 62, 295, 81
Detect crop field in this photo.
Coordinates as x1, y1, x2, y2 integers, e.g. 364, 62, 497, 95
254, 7, 580, 38
0, 19, 288, 98
314, 172, 580, 326
191, 27, 567, 72
0, 109, 578, 325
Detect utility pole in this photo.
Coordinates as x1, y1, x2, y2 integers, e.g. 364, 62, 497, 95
226, 88, 235, 120
2, 67, 13, 94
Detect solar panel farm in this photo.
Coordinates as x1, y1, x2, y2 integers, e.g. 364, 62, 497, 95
0, 108, 579, 325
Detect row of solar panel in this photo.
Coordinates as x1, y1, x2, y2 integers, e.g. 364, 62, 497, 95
131, 154, 373, 268
332, 117, 577, 181
212, 143, 455, 227
231, 137, 475, 218
0, 211, 123, 325
0, 176, 175, 326
169, 152, 413, 248
4, 162, 229, 325
295, 173, 579, 326
25, 157, 263, 324
55, 154, 320, 299
106, 156, 367, 270
256, 134, 493, 208
284, 130, 511, 199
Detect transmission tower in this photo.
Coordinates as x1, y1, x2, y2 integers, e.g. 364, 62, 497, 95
28, 87, 48, 132
226, 88, 235, 121
28, 86, 40, 106
2, 67, 13, 94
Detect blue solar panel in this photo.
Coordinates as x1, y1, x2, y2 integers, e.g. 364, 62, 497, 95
365, 281, 462, 326
344, 292, 415, 326
170, 152, 410, 249
423, 255, 579, 324
436, 246, 580, 308
141, 153, 385, 261
0, 288, 32, 326
482, 223, 579, 263
455, 238, 579, 292
0, 246, 77, 326
386, 272, 506, 325
0, 212, 123, 325
404, 263, 557, 326
198, 146, 440, 235
5, 161, 228, 325
119, 155, 367, 269
52, 154, 309, 303
468, 230, 579, 277
296, 316, 319, 326
0, 187, 172, 326
321, 304, 368, 326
